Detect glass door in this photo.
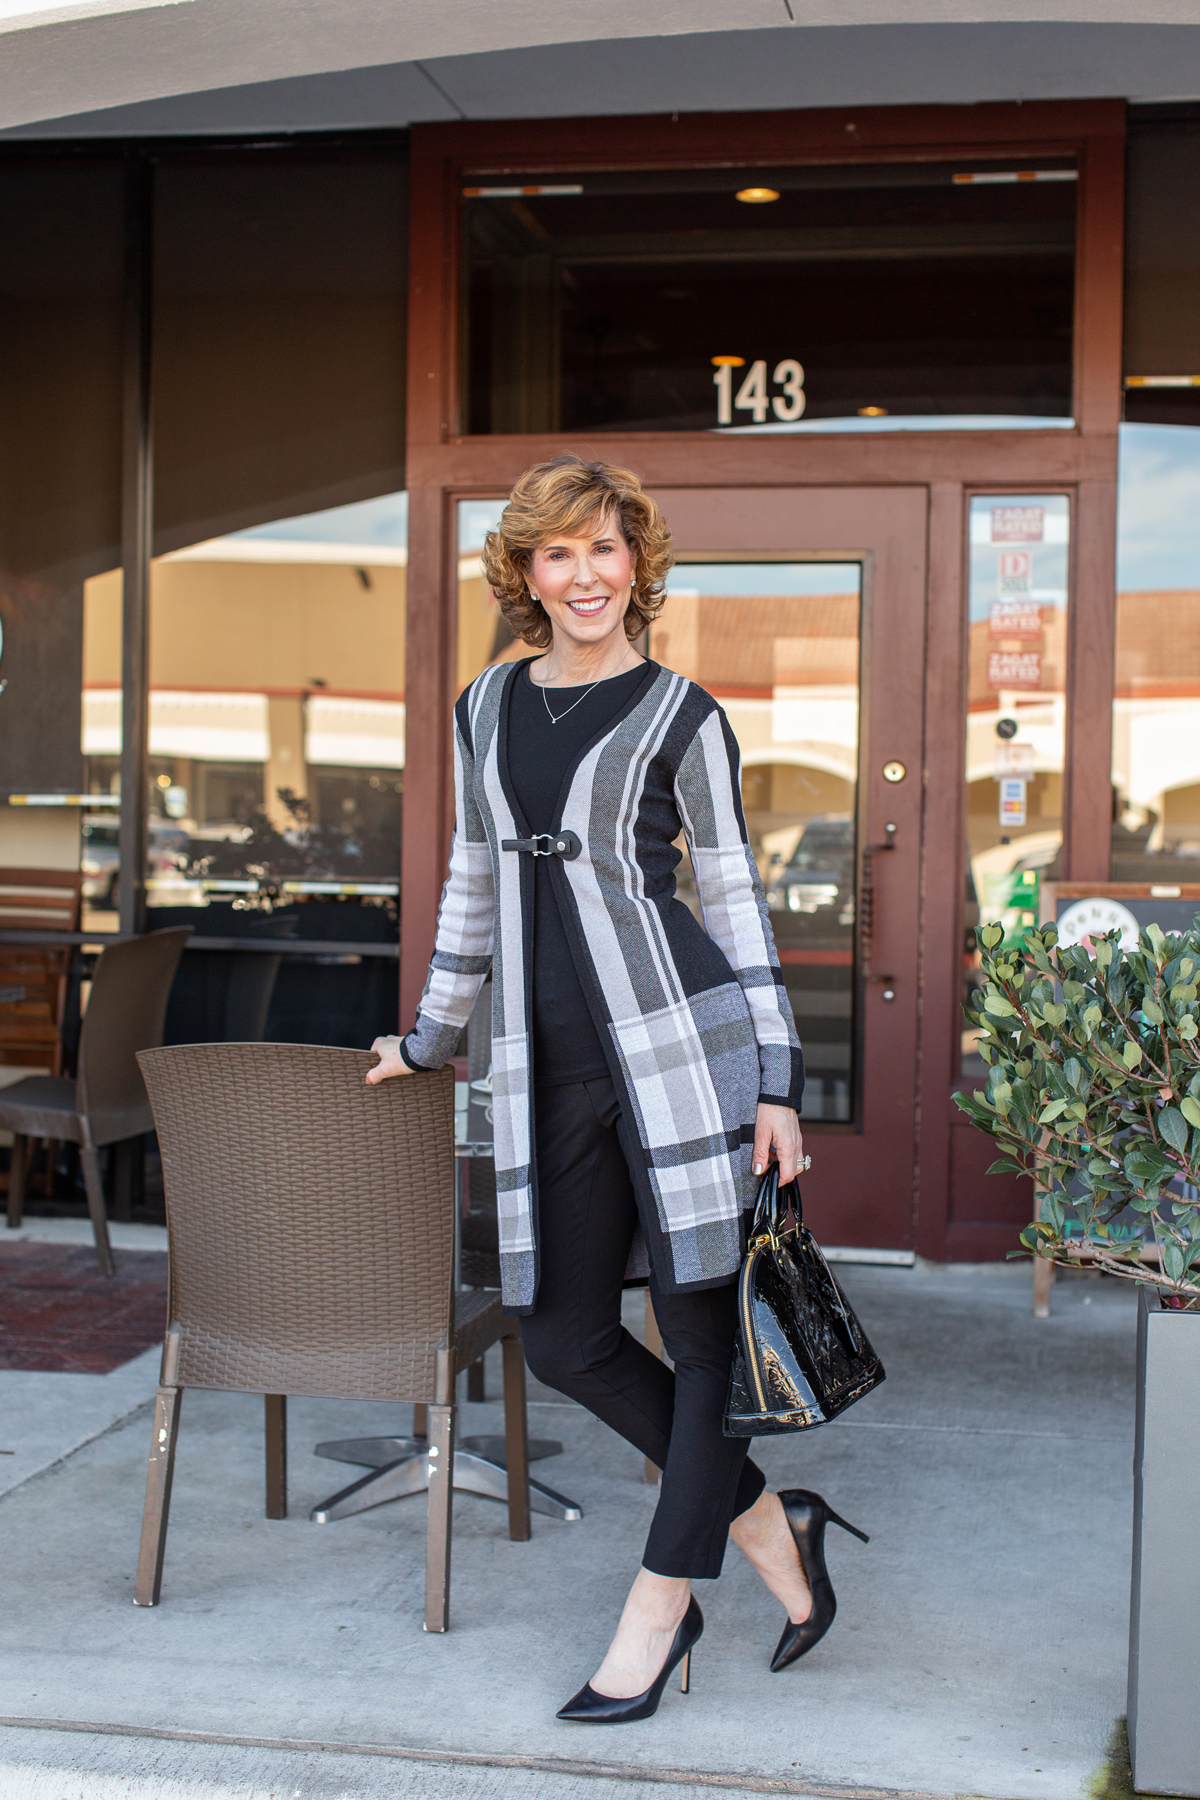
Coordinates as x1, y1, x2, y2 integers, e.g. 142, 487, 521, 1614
651, 487, 925, 1249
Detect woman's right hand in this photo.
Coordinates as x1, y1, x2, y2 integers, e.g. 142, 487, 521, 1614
366, 1036, 416, 1084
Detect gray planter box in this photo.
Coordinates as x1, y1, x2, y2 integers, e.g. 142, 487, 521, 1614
1128, 1286, 1200, 1796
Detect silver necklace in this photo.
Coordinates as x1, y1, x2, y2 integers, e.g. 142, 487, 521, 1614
541, 678, 600, 725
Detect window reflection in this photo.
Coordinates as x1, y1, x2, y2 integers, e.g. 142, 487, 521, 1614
464, 162, 1076, 435
962, 494, 1070, 1079
656, 564, 861, 1122
1112, 426, 1200, 879
82, 492, 408, 917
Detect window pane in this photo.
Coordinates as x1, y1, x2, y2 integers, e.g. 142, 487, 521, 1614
456, 523, 862, 1122
81, 494, 407, 1045
154, 152, 407, 549
961, 495, 1071, 1080
81, 570, 122, 933
464, 162, 1076, 435
659, 563, 861, 1122
0, 158, 123, 891
144, 493, 406, 905
1124, 120, 1200, 429
1112, 425, 1200, 880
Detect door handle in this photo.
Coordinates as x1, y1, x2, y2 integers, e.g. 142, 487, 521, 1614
860, 821, 897, 991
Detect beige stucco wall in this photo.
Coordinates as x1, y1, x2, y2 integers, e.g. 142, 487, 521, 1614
84, 557, 406, 697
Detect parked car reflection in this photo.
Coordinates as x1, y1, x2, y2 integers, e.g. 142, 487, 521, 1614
81, 815, 192, 909
765, 815, 856, 930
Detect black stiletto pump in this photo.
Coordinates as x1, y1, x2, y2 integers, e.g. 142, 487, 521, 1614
770, 1489, 869, 1673
556, 1597, 703, 1723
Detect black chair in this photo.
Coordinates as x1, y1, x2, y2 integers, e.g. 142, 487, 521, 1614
153, 906, 297, 1046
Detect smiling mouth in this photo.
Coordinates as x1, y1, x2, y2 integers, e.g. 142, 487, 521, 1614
568, 595, 609, 616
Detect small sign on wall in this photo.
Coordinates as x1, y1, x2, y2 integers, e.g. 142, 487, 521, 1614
999, 776, 1028, 828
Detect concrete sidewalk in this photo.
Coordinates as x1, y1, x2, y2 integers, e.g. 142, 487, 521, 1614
0, 1260, 1137, 1800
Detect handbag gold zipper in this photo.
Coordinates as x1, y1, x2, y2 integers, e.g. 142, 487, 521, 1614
739, 1245, 769, 1412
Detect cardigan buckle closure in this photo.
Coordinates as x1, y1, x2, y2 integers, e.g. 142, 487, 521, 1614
501, 830, 582, 860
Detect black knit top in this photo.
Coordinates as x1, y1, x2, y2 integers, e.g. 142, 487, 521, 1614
506, 658, 648, 1087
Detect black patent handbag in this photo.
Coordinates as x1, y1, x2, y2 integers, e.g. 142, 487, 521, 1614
723, 1165, 886, 1437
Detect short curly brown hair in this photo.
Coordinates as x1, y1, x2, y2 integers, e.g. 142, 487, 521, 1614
480, 454, 673, 651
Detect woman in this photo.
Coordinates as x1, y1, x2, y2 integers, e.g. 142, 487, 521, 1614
369, 454, 865, 1722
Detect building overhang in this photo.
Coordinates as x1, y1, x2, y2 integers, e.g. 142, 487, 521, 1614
2, 3, 1200, 139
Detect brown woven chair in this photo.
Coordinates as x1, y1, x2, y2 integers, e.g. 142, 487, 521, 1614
1, 928, 190, 1274
132, 1043, 531, 1633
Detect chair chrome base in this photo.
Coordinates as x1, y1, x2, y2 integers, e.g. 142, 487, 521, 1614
310, 1434, 584, 1523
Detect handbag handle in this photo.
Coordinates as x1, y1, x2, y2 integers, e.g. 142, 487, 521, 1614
750, 1163, 804, 1245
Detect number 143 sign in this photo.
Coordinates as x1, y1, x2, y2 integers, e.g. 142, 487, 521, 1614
713, 356, 806, 425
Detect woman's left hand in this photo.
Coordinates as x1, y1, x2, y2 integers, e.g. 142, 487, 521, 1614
752, 1103, 805, 1183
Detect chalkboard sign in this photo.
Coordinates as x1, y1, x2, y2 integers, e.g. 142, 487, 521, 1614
1041, 882, 1200, 948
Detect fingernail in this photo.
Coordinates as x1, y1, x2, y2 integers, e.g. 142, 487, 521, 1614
753, 1164, 762, 1175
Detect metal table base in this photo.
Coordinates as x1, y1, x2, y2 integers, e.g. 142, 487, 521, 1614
310, 1126, 583, 1527
311, 1432, 583, 1523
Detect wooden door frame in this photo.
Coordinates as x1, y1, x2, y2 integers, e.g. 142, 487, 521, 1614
402, 98, 1126, 1259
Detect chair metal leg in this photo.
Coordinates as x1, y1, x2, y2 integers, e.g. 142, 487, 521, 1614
79, 1144, 115, 1277
6, 1133, 28, 1229
134, 1385, 182, 1606
412, 1402, 428, 1440
423, 1404, 455, 1633
501, 1333, 531, 1542
466, 1358, 486, 1402
41, 1137, 56, 1200
265, 1394, 287, 1519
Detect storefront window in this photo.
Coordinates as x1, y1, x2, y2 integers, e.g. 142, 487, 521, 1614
1111, 426, 1200, 880
457, 508, 861, 1121
464, 161, 1076, 435
78, 492, 408, 1046
961, 494, 1071, 1079
138, 494, 406, 907
0, 158, 123, 900
1123, 117, 1200, 430
153, 150, 407, 548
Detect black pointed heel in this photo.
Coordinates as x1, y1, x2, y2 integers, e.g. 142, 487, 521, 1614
770, 1489, 869, 1673
556, 1597, 703, 1723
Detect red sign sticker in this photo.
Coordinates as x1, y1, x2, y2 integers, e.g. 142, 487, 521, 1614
989, 600, 1042, 639
988, 650, 1042, 689
998, 548, 1033, 593
991, 506, 1044, 544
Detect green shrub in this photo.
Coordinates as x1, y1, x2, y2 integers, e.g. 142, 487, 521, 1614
955, 918, 1200, 1307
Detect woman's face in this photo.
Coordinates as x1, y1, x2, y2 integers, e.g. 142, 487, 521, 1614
527, 512, 636, 655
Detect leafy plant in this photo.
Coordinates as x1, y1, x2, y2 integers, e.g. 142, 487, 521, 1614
955, 918, 1200, 1308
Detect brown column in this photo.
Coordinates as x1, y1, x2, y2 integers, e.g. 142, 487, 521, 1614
915, 480, 966, 1262
401, 135, 458, 1030
1062, 118, 1126, 881
265, 694, 308, 829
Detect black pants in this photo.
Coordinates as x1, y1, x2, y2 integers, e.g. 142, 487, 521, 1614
519, 1075, 766, 1579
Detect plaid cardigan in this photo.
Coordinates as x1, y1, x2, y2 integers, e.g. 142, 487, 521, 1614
402, 658, 804, 1312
